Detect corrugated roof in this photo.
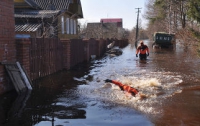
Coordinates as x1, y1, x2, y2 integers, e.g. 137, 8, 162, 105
16, 0, 82, 10
15, 23, 42, 32
32, 0, 72, 10
15, 0, 40, 9
15, 10, 60, 18
25, 0, 40, 9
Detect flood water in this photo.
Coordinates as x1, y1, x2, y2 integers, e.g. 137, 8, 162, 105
1, 40, 200, 126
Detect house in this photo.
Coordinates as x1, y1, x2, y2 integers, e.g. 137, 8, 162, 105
85, 18, 125, 39
100, 18, 123, 28
86, 22, 118, 39
14, 0, 83, 39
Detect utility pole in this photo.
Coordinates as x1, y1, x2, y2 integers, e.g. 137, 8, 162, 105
135, 8, 142, 48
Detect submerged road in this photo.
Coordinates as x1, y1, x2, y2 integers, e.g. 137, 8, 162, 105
1, 40, 200, 126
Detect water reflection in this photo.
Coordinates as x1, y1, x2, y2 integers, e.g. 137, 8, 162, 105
0, 90, 31, 126
0, 91, 17, 125
0, 70, 88, 126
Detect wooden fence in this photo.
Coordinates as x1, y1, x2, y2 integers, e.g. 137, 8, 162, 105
29, 38, 64, 80
16, 38, 129, 81
0, 38, 128, 94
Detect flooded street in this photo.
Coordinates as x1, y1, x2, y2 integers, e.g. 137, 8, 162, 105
1, 40, 200, 126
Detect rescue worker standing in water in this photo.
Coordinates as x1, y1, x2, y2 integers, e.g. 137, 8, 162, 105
136, 41, 149, 60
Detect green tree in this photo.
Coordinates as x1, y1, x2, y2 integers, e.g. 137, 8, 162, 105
187, 0, 200, 23
145, 0, 167, 25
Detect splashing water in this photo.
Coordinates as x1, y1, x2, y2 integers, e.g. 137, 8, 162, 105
77, 70, 183, 115
75, 45, 183, 116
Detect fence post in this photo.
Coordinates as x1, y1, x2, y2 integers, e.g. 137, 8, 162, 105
83, 39, 89, 62
98, 39, 106, 57
61, 39, 71, 70
16, 39, 31, 77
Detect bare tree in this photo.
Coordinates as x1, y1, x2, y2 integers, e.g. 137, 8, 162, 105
144, 0, 169, 38
143, 0, 200, 55
82, 22, 128, 40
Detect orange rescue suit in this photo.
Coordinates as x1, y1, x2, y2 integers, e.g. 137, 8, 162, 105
136, 45, 149, 55
111, 80, 139, 96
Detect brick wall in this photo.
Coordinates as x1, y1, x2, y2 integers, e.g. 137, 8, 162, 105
16, 39, 31, 77
61, 39, 86, 69
61, 39, 108, 69
0, 0, 16, 95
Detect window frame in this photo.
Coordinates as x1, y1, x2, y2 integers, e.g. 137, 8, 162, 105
61, 16, 64, 34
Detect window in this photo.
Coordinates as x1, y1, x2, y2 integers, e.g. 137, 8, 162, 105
61, 16, 64, 34
74, 20, 77, 34
15, 34, 30, 38
66, 18, 70, 34
70, 19, 74, 34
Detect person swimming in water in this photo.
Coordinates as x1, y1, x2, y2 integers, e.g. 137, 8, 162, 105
104, 79, 139, 96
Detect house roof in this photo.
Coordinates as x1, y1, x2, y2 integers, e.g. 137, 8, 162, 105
31, 0, 72, 10
15, 9, 60, 32
15, 23, 42, 32
87, 22, 118, 30
14, 0, 40, 9
100, 18, 123, 28
86, 22, 119, 39
15, 0, 83, 18
100, 18, 122, 23
25, 0, 41, 9
14, 0, 72, 10
14, 0, 83, 33
15, 9, 61, 18
87, 23, 101, 28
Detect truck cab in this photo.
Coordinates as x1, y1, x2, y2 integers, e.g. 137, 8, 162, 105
152, 32, 175, 49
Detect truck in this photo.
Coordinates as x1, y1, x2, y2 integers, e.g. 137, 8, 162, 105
152, 32, 175, 49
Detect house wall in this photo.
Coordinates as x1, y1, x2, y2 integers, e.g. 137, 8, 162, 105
0, 0, 16, 95
58, 13, 79, 39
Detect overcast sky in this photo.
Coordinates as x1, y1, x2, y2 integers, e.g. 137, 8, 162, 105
79, 0, 147, 30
